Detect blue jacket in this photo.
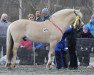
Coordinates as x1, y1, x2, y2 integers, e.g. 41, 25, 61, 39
55, 37, 66, 51
84, 21, 94, 37
34, 42, 46, 49
55, 26, 72, 51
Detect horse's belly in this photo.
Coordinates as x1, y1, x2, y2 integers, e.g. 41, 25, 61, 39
29, 35, 50, 43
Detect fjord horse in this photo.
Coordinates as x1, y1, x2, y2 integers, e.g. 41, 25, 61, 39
6, 9, 83, 69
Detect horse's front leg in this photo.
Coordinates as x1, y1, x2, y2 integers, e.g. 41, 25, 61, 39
46, 41, 56, 70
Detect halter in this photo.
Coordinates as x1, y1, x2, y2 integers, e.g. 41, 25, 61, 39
73, 16, 80, 27
73, 10, 80, 28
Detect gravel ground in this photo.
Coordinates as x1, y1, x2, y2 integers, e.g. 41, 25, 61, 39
0, 65, 94, 75
0, 56, 94, 75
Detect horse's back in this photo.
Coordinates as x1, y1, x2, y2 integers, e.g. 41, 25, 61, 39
10, 19, 33, 27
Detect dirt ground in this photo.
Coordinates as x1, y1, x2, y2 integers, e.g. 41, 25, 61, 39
0, 65, 94, 75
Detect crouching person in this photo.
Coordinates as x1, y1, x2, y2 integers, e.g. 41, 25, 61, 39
54, 34, 68, 69
17, 37, 33, 65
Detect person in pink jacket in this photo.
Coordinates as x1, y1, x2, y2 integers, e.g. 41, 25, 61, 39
17, 37, 33, 65
19, 39, 32, 51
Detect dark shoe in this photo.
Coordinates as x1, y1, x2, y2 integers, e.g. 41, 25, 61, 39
68, 67, 74, 70
80, 63, 84, 66
83, 63, 89, 66
68, 67, 78, 70
73, 67, 78, 70
63, 65, 68, 69
56, 66, 62, 69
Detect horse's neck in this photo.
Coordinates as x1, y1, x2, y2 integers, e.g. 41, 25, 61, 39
51, 15, 74, 31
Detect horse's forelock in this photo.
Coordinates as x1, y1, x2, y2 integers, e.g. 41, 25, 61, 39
74, 9, 83, 18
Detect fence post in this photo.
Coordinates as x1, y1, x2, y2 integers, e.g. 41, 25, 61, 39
33, 42, 36, 65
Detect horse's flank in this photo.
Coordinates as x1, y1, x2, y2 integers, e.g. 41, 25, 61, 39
9, 19, 62, 43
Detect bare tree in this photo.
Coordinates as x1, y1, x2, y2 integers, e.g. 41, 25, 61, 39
92, 0, 94, 13
19, 0, 22, 19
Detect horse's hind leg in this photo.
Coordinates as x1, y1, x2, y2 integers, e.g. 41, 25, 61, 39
6, 43, 13, 68
5, 49, 13, 68
11, 43, 18, 68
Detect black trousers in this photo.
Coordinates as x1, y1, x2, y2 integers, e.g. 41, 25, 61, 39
35, 48, 48, 65
78, 51, 90, 66
66, 28, 78, 68
17, 47, 33, 65
68, 44, 78, 68
55, 51, 63, 69
54, 50, 68, 69
0, 37, 6, 56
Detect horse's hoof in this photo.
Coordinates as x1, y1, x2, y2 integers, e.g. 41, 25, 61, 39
10, 64, 16, 69
5, 63, 11, 69
46, 65, 52, 70
46, 64, 52, 70
48, 67, 52, 70
46, 61, 53, 70
5, 63, 11, 67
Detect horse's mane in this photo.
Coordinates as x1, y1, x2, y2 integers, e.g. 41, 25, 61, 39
51, 9, 83, 18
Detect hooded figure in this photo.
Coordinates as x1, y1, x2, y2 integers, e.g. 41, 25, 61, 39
0, 13, 10, 56
83, 14, 94, 37
41, 8, 50, 21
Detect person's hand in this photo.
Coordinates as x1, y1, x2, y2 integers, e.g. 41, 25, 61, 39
20, 46, 25, 48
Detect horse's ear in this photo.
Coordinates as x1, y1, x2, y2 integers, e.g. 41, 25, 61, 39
73, 7, 75, 10
74, 9, 83, 18
78, 9, 81, 12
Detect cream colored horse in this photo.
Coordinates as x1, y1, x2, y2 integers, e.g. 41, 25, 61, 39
5, 9, 83, 69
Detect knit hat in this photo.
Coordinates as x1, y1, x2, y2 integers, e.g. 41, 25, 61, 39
41, 8, 49, 14
91, 14, 94, 19
83, 26, 88, 30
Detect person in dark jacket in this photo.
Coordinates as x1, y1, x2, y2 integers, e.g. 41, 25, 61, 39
77, 26, 93, 66
55, 26, 78, 70
35, 10, 43, 22
41, 8, 50, 21
65, 26, 78, 70
81, 26, 93, 38
0, 13, 11, 56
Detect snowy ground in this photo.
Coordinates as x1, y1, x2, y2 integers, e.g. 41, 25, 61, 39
0, 64, 94, 75
0, 56, 94, 75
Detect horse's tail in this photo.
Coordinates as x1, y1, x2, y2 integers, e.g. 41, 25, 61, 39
6, 27, 14, 61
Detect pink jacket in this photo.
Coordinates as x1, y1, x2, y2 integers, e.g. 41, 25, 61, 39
19, 39, 33, 51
